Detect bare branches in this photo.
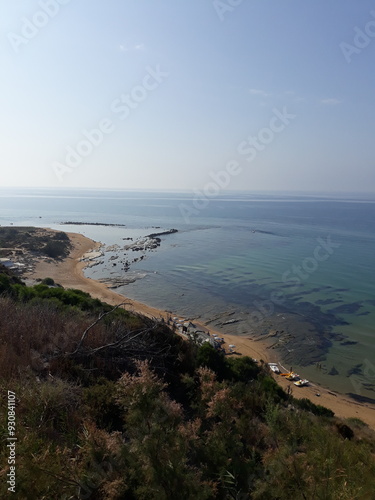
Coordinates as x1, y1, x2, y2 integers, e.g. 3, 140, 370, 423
0, 291, 176, 381
69, 302, 125, 356
65, 305, 171, 367
89, 323, 158, 355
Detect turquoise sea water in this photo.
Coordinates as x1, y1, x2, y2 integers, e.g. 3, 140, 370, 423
1, 188, 374, 402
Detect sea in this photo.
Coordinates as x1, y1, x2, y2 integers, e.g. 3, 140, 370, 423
1, 187, 375, 403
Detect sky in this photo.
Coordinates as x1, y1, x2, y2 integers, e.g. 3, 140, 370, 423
0, 0, 374, 193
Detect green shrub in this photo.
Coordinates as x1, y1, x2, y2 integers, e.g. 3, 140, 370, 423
293, 397, 334, 417
196, 342, 227, 378
259, 375, 288, 402
1, 276, 375, 499
43, 240, 68, 258
54, 231, 70, 241
225, 356, 260, 382
41, 277, 55, 286
346, 417, 368, 428
0, 273, 12, 294
83, 379, 122, 431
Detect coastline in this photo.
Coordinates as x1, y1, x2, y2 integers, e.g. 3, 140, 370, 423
26, 230, 375, 430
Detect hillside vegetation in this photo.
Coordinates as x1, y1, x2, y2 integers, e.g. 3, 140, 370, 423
0, 226, 71, 259
1, 267, 375, 499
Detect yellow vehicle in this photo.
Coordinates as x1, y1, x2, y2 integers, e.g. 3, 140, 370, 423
294, 379, 309, 387
286, 373, 300, 381
280, 372, 300, 381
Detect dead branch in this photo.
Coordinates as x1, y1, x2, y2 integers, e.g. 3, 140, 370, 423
35, 467, 81, 487
88, 323, 158, 355
69, 302, 125, 355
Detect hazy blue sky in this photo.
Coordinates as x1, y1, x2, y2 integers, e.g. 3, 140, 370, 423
1, 1, 374, 192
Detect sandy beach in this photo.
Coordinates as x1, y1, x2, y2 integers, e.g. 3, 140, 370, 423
26, 230, 375, 430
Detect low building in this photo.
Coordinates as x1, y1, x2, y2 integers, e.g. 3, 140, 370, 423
0, 258, 15, 269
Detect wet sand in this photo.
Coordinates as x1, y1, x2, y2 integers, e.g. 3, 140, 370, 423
26, 231, 375, 430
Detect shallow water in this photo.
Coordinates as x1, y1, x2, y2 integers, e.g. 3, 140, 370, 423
1, 188, 374, 401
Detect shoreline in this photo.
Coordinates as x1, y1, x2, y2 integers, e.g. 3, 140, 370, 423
25, 230, 375, 430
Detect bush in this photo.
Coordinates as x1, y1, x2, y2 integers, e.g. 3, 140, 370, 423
83, 379, 122, 431
0, 268, 23, 291
225, 356, 260, 382
2, 275, 375, 499
41, 277, 55, 286
43, 240, 68, 258
196, 343, 227, 378
336, 422, 354, 440
0, 273, 12, 294
346, 417, 367, 429
293, 397, 334, 418
259, 375, 288, 402
54, 231, 70, 241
